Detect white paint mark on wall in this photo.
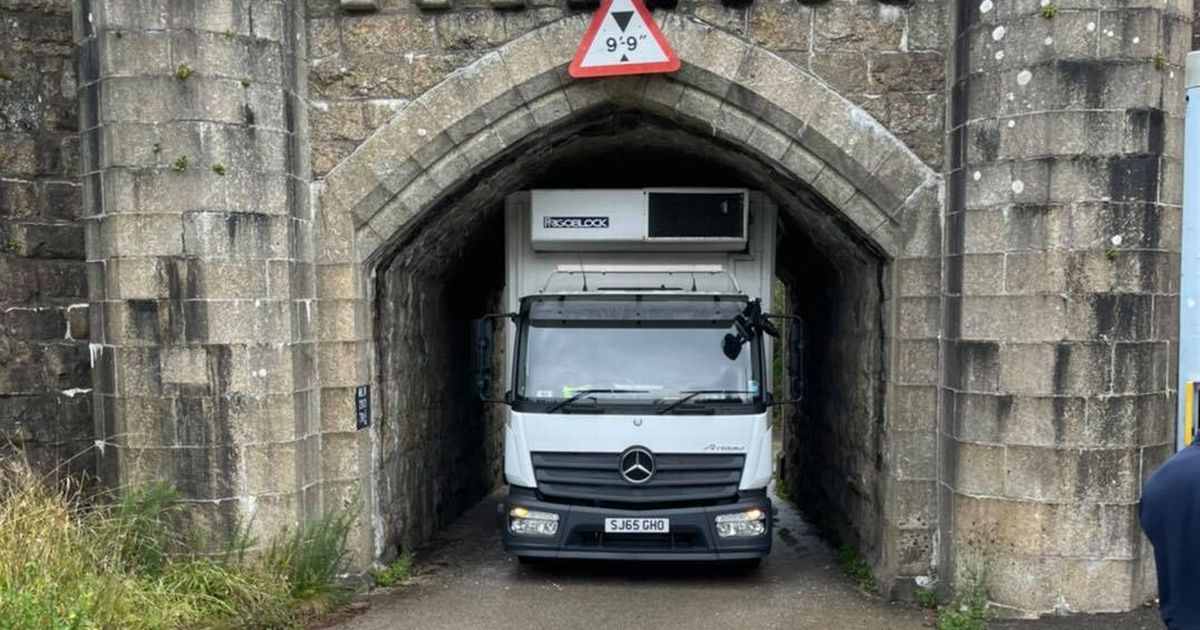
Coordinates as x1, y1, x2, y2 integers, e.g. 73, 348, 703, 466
1017, 69, 1033, 86
973, 171, 982, 181
1012, 180, 1025, 194
89, 343, 103, 368
878, 4, 903, 22
1087, 22, 1096, 31
992, 25, 1006, 41
1111, 234, 1123, 246
1044, 37, 1054, 46
1007, 120, 1016, 128
995, 50, 1005, 61
979, 0, 993, 13
61, 388, 92, 398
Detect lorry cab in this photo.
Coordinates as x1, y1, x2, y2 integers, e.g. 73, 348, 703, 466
480, 188, 788, 562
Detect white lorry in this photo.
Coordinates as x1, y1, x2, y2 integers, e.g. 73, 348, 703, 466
474, 188, 799, 563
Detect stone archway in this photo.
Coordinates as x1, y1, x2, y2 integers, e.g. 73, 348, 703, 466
313, 13, 943, 594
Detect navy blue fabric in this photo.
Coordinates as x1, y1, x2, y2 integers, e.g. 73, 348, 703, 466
1140, 444, 1200, 630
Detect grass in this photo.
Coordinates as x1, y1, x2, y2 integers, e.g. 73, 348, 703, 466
773, 477, 789, 502
938, 568, 993, 630
1040, 5, 1058, 18
915, 583, 938, 610
370, 553, 414, 587
0, 454, 356, 629
836, 545, 876, 592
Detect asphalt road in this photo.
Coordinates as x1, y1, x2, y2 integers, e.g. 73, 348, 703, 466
319, 490, 1163, 630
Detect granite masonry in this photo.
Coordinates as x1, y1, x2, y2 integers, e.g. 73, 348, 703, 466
0, 0, 1194, 617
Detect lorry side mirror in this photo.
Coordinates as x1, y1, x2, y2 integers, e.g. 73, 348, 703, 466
722, 333, 744, 360
787, 319, 805, 401
470, 318, 494, 399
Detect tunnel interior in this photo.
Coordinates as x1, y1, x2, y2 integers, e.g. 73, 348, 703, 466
372, 108, 888, 560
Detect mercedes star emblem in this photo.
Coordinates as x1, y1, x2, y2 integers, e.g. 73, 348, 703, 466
619, 446, 656, 484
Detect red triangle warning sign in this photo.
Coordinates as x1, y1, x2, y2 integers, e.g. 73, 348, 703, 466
569, 0, 680, 79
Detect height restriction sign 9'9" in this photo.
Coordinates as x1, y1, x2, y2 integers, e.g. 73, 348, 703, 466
568, 0, 679, 79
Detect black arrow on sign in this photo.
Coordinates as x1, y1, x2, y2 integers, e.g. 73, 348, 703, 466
612, 11, 634, 32
620, 54, 629, 62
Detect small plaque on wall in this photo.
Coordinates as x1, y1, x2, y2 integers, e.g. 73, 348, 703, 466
355, 385, 370, 430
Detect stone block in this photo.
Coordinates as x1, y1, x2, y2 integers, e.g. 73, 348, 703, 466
1068, 201, 1177, 252
1065, 293, 1154, 342
962, 205, 1071, 254
1066, 250, 1173, 295
953, 340, 1001, 393
320, 431, 362, 481
809, 52, 872, 95
1059, 558, 1138, 612
182, 211, 289, 259
960, 253, 1004, 295
889, 384, 937, 432
951, 441, 1006, 496
811, 0, 905, 52
886, 430, 936, 480
1005, 445, 1139, 503
778, 142, 825, 184
895, 339, 939, 385
1111, 341, 1169, 394
897, 296, 940, 340
961, 295, 1066, 342
884, 479, 936, 530
318, 341, 363, 388
97, 30, 170, 77
1005, 250, 1068, 294
657, 15, 746, 98
997, 343, 1057, 395
747, 0, 811, 51
244, 442, 298, 494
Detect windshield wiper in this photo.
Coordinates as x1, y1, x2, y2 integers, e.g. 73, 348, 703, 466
656, 389, 757, 415
546, 389, 650, 413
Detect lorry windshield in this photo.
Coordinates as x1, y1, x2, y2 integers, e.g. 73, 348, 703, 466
515, 297, 763, 412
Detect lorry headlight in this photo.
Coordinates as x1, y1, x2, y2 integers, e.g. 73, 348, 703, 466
715, 508, 767, 538
509, 507, 559, 536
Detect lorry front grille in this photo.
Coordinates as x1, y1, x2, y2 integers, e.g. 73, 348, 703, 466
531, 452, 744, 506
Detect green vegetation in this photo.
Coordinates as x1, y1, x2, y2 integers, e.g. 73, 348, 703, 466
213, 163, 227, 176
174, 64, 193, 81
152, 142, 162, 155
938, 568, 993, 630
1153, 54, 1166, 71
0, 455, 356, 629
773, 476, 789, 502
172, 156, 188, 172
1040, 5, 1058, 19
0, 70, 12, 81
370, 553, 414, 587
241, 78, 252, 88
915, 584, 938, 610
1105, 243, 1120, 261
836, 545, 876, 592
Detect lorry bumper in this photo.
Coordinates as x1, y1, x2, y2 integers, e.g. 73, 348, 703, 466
501, 486, 772, 561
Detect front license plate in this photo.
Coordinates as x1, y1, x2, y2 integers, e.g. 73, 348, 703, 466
604, 517, 670, 534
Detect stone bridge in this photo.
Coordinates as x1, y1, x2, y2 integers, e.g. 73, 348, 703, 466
0, 0, 1194, 615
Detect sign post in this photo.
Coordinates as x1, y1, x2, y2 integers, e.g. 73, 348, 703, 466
569, 0, 679, 79
1180, 50, 1200, 449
